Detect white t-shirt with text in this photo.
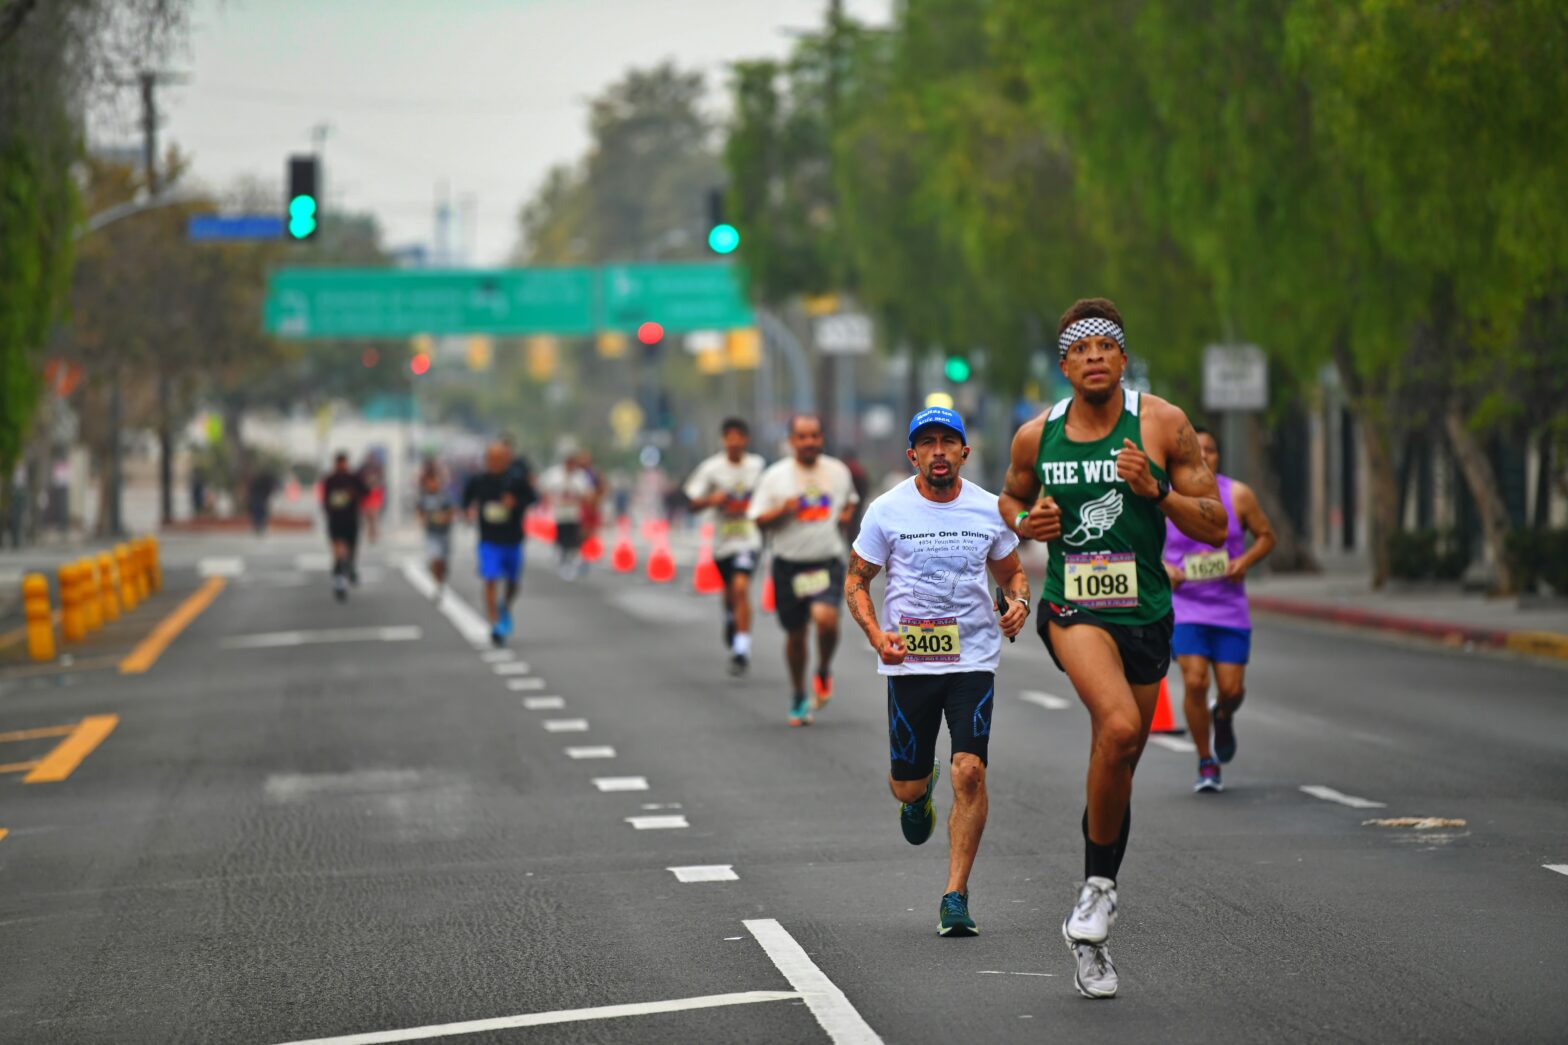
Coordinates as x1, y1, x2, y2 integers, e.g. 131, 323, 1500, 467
683, 451, 766, 557
852, 476, 1019, 676
538, 465, 596, 524
748, 455, 860, 562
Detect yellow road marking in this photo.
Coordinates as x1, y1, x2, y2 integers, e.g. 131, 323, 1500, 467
0, 761, 41, 774
25, 714, 119, 783
0, 828, 8, 843
119, 577, 226, 674
0, 724, 77, 744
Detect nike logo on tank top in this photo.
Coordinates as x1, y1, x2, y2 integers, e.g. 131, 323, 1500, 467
1036, 388, 1172, 625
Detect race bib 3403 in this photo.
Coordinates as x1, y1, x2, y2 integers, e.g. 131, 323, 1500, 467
899, 616, 960, 663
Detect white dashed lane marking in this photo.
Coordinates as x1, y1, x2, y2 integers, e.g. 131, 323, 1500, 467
221, 626, 421, 649
1299, 785, 1387, 809
493, 662, 534, 675
668, 865, 737, 883
543, 719, 589, 733
626, 815, 689, 830
1544, 864, 1568, 878
507, 678, 547, 691
1018, 690, 1071, 711
565, 746, 616, 759
593, 777, 649, 792
522, 696, 565, 710
1147, 735, 1197, 753
481, 649, 515, 663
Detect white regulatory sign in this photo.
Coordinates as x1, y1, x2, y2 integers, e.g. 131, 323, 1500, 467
815, 313, 874, 355
1202, 344, 1268, 411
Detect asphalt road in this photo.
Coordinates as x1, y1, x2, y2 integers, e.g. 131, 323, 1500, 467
2, 531, 1565, 1044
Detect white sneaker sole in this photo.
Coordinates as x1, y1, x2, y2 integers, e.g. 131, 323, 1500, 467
1061, 920, 1117, 998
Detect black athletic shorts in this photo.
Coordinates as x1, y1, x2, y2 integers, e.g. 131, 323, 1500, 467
715, 550, 758, 588
1038, 601, 1173, 686
772, 557, 844, 632
887, 671, 994, 781
327, 519, 359, 547
555, 521, 583, 552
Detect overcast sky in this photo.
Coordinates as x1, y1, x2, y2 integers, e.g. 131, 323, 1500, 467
89, 0, 892, 263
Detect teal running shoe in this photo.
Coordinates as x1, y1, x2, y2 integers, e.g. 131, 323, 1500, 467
788, 696, 813, 727
938, 891, 977, 937
899, 760, 939, 845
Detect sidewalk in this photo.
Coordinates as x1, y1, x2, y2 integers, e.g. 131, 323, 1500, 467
1247, 567, 1568, 663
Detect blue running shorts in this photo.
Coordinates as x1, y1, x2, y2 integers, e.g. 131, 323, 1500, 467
478, 541, 523, 583
1171, 622, 1251, 664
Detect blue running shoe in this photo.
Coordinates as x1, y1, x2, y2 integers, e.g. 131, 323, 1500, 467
788, 696, 813, 727
497, 606, 513, 639
1212, 702, 1237, 764
1194, 757, 1223, 793
938, 891, 977, 937
899, 761, 939, 845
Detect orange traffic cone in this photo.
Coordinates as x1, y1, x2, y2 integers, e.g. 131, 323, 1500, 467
611, 527, 637, 573
580, 533, 603, 562
693, 536, 723, 594
760, 570, 776, 612
646, 540, 676, 583
1150, 677, 1184, 734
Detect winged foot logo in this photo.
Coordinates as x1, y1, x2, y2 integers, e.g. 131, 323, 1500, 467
1062, 488, 1125, 546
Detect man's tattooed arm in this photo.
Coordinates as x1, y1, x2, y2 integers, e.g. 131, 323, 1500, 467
1159, 411, 1228, 547
844, 550, 885, 644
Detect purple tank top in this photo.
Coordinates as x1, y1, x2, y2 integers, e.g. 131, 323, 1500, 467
1165, 473, 1250, 629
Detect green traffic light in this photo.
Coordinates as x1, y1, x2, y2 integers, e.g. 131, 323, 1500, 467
288, 194, 318, 239
944, 355, 971, 382
708, 223, 740, 254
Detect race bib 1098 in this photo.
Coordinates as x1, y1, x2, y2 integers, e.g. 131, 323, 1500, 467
1063, 551, 1138, 610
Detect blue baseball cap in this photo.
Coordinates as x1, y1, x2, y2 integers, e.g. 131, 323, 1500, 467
907, 406, 967, 446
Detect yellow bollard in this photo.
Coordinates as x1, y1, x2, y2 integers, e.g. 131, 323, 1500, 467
115, 544, 137, 611
148, 536, 162, 591
99, 552, 121, 621
59, 563, 86, 643
132, 539, 150, 602
80, 557, 102, 632
23, 574, 56, 662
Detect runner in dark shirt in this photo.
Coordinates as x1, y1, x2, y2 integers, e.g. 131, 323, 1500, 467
463, 441, 536, 645
321, 452, 368, 601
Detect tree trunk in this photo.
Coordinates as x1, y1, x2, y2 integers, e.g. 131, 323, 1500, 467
1244, 412, 1317, 572
1331, 335, 1397, 588
158, 371, 173, 526
1443, 408, 1517, 593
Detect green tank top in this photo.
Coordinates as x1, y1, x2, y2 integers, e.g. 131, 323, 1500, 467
1036, 388, 1171, 625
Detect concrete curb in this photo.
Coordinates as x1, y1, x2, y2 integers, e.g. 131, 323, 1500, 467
1251, 595, 1568, 661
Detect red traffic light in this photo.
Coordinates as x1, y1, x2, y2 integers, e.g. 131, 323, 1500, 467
410, 352, 431, 375
637, 321, 664, 345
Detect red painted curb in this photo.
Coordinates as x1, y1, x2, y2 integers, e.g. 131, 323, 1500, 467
1249, 595, 1511, 649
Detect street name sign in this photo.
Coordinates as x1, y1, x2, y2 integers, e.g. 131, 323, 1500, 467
189, 214, 285, 241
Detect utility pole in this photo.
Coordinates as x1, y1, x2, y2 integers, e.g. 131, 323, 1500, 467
142, 71, 175, 530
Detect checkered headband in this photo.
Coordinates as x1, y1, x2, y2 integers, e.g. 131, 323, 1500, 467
1058, 317, 1126, 358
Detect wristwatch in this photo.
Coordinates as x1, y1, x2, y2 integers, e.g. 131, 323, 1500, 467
1152, 479, 1171, 503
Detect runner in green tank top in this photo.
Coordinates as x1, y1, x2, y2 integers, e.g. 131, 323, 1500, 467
998, 297, 1228, 999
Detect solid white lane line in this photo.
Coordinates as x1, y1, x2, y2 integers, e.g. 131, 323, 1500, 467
507, 678, 546, 691
1018, 690, 1071, 711
268, 991, 800, 1045
669, 865, 737, 883
1544, 864, 1568, 877
1147, 735, 1197, 753
542, 719, 589, 733
976, 971, 1055, 977
565, 746, 616, 759
398, 560, 492, 648
1300, 785, 1387, 809
480, 650, 514, 663
626, 815, 689, 830
522, 696, 565, 710
744, 918, 883, 1045
221, 626, 422, 650
197, 556, 246, 577
493, 662, 533, 675
593, 777, 649, 792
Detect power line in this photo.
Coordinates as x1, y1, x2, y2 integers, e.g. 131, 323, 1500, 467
180, 81, 581, 114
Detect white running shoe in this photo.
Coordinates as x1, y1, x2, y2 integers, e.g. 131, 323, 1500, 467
1064, 876, 1118, 943
1063, 919, 1119, 998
